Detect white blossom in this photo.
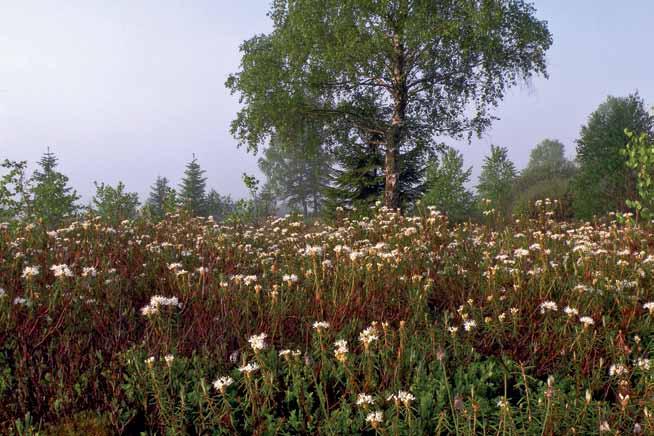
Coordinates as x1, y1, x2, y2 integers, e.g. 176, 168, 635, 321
463, 319, 477, 331
50, 264, 74, 278
213, 376, 234, 392
248, 333, 268, 351
334, 339, 349, 362
579, 316, 594, 327
22, 266, 40, 279
238, 362, 260, 374
356, 393, 375, 406
312, 321, 330, 331
365, 411, 383, 427
539, 301, 558, 313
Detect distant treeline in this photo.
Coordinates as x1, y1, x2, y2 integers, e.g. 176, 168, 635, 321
257, 92, 653, 222
0, 152, 244, 227
1, 92, 652, 227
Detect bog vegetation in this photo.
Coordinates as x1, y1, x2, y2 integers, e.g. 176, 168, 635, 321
3, 200, 654, 434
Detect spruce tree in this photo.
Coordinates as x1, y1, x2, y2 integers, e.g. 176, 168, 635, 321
324, 136, 385, 214
397, 141, 431, 206
324, 132, 429, 214
146, 176, 176, 220
179, 155, 207, 216
29, 148, 80, 228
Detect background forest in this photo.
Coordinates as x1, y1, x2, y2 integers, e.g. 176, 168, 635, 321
2, 91, 653, 226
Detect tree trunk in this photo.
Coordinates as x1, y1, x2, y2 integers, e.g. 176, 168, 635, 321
384, 140, 400, 208
384, 31, 407, 209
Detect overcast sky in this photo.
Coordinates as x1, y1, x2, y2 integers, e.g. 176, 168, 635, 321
1, 1, 653, 201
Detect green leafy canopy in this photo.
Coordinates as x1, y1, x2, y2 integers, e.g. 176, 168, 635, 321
227, 0, 552, 207
572, 93, 653, 218
228, 0, 552, 148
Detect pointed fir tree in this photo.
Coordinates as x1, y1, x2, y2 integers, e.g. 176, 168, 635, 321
146, 176, 176, 220
179, 155, 207, 216
397, 140, 431, 206
29, 148, 80, 228
324, 135, 385, 214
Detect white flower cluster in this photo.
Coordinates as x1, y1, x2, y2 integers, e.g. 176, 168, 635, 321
213, 376, 234, 392
50, 264, 74, 278
167, 262, 183, 271
21, 266, 40, 279
579, 316, 594, 327
248, 333, 268, 351
513, 248, 530, 258
312, 321, 330, 331
563, 306, 578, 317
539, 301, 558, 313
303, 245, 323, 256
238, 362, 260, 374
463, 319, 477, 332
387, 390, 415, 406
365, 410, 383, 427
609, 363, 628, 377
82, 266, 97, 277
243, 275, 258, 286
140, 295, 182, 316
334, 339, 348, 362
356, 393, 375, 406
279, 349, 302, 359
283, 273, 298, 283
144, 356, 156, 368
359, 324, 379, 350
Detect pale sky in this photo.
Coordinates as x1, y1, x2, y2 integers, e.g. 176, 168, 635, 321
1, 1, 653, 200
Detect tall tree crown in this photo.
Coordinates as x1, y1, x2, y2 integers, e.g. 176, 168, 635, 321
34, 148, 58, 177
477, 144, 516, 215
573, 93, 654, 218
227, 0, 552, 207
422, 146, 475, 222
259, 132, 331, 216
521, 139, 576, 182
